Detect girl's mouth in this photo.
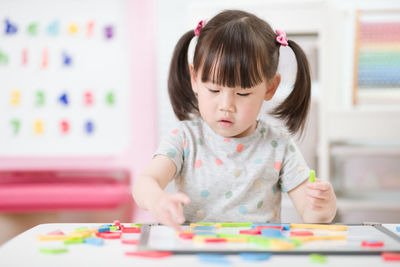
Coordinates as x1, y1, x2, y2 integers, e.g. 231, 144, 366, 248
218, 120, 233, 127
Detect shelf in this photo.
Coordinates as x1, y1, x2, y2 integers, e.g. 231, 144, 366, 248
325, 108, 400, 141
331, 144, 400, 156
337, 196, 400, 211
357, 88, 400, 105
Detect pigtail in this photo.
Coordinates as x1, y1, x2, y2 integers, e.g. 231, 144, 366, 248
271, 40, 311, 135
168, 30, 198, 120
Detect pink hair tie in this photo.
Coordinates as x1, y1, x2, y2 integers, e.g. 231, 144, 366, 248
194, 20, 206, 36
275, 29, 288, 46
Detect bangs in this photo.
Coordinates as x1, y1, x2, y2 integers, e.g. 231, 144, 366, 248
196, 21, 268, 88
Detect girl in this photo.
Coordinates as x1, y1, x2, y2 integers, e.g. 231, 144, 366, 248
133, 10, 336, 231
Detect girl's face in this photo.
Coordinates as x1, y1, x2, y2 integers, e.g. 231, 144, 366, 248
190, 65, 280, 138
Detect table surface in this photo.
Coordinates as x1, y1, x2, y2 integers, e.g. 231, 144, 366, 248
0, 223, 399, 267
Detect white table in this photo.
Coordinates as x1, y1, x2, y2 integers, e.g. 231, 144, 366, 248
0, 223, 399, 267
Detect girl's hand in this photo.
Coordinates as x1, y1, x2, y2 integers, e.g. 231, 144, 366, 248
306, 179, 336, 212
148, 192, 191, 232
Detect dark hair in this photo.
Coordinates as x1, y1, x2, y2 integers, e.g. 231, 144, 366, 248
168, 10, 311, 135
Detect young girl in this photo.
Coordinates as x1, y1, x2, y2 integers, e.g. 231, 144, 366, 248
133, 10, 336, 231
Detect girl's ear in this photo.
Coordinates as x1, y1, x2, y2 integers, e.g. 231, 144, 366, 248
264, 74, 280, 101
190, 64, 198, 94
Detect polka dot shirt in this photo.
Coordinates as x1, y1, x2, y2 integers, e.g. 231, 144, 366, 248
154, 117, 310, 223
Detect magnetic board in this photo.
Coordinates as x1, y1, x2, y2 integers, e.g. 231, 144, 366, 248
0, 0, 132, 156
139, 223, 400, 255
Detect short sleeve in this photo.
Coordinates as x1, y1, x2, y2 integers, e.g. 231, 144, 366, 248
279, 138, 310, 193
153, 126, 185, 178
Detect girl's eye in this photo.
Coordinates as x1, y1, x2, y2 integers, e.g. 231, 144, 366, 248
208, 89, 220, 94
237, 93, 250, 96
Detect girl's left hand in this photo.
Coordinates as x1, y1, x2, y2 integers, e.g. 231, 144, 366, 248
306, 179, 336, 211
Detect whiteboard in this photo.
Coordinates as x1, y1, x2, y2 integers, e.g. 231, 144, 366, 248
0, 0, 132, 156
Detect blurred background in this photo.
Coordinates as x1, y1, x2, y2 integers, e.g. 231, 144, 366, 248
0, 0, 399, 245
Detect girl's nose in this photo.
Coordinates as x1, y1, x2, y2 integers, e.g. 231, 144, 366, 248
219, 91, 236, 113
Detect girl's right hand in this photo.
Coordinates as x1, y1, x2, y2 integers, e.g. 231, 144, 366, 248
148, 192, 191, 232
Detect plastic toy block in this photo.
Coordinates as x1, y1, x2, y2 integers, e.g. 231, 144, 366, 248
239, 253, 271, 261
197, 254, 230, 265
289, 238, 302, 247
204, 238, 227, 243
64, 237, 84, 245
193, 225, 217, 231
193, 236, 225, 243
252, 223, 290, 230
125, 251, 173, 258
75, 227, 89, 232
70, 230, 95, 239
270, 240, 295, 250
98, 226, 111, 233
290, 223, 347, 231
95, 232, 122, 239
239, 229, 261, 235
196, 222, 221, 226
221, 222, 252, 227
309, 170, 316, 183
248, 236, 271, 247
224, 236, 249, 243
260, 228, 284, 238
122, 227, 141, 233
121, 239, 139, 245
193, 236, 208, 243
290, 231, 314, 237
190, 223, 221, 229
179, 230, 193, 234
37, 235, 68, 241
46, 230, 65, 235
84, 237, 104, 246
381, 252, 400, 261
361, 240, 384, 247
39, 247, 68, 254
179, 232, 195, 240
255, 225, 284, 231
310, 253, 327, 263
